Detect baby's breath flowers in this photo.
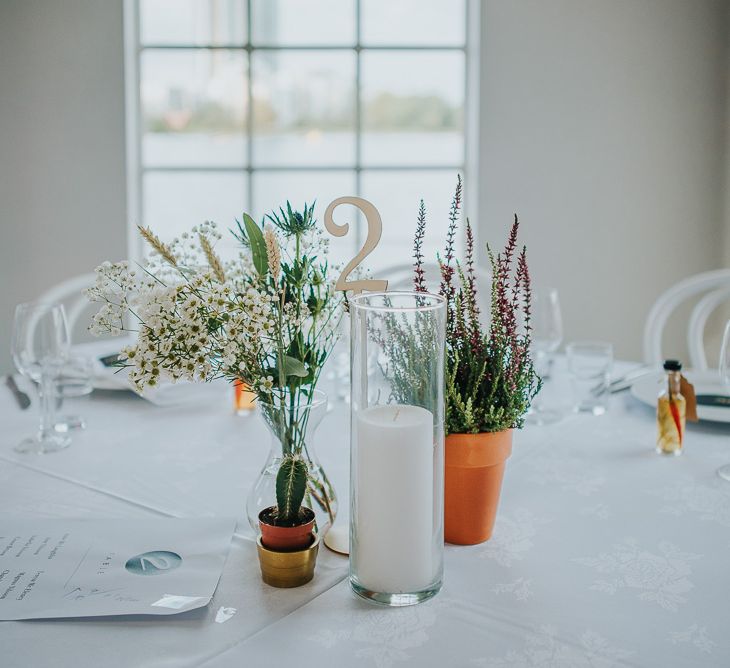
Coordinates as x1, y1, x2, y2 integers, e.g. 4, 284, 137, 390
88, 211, 341, 398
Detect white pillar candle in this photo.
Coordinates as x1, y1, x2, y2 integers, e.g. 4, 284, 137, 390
354, 404, 434, 593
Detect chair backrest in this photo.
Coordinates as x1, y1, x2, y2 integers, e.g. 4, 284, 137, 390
643, 269, 730, 369
381, 261, 493, 324
688, 287, 730, 370
37, 273, 97, 340
382, 262, 491, 290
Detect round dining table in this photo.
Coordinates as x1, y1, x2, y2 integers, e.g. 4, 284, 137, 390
1, 355, 729, 667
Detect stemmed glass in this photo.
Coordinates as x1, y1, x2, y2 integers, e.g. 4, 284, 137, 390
11, 302, 71, 453
717, 320, 730, 482
54, 355, 93, 432
526, 287, 563, 425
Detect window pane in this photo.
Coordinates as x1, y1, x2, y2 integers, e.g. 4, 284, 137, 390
360, 170, 463, 272
361, 52, 464, 166
252, 51, 356, 167
252, 171, 356, 267
361, 0, 465, 46
141, 50, 247, 167
143, 172, 247, 253
140, 0, 246, 45
252, 0, 355, 45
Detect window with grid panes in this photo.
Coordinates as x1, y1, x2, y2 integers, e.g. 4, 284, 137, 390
129, 0, 470, 269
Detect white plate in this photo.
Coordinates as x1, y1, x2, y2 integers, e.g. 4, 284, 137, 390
71, 339, 230, 406
631, 370, 730, 423
71, 337, 134, 391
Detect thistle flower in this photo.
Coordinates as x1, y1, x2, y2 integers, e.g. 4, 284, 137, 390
266, 201, 316, 237
264, 224, 281, 282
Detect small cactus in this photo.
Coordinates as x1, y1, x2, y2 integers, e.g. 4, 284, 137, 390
275, 456, 308, 525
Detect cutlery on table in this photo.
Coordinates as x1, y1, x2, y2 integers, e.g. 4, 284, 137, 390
608, 370, 656, 393
696, 394, 730, 408
5, 374, 31, 410
589, 366, 655, 396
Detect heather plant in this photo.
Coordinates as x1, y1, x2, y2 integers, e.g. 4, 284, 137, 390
415, 176, 541, 434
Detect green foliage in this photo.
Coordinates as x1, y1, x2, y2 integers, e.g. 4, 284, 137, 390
236, 213, 269, 276
236, 202, 341, 526
275, 456, 308, 525
371, 299, 444, 414
365, 93, 461, 131
281, 355, 308, 379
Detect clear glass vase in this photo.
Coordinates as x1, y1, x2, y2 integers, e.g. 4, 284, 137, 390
246, 389, 337, 535
349, 291, 446, 606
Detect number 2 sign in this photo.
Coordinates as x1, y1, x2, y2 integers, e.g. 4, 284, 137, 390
323, 197, 389, 295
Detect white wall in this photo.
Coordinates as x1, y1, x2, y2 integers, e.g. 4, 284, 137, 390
478, 0, 729, 361
0, 0, 127, 372
0, 0, 727, 372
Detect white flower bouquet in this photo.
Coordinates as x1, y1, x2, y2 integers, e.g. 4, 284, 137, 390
87, 204, 343, 527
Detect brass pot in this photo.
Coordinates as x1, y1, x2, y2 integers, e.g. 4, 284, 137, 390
256, 533, 319, 588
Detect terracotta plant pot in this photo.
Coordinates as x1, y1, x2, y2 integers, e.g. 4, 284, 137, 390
444, 430, 513, 545
258, 506, 316, 552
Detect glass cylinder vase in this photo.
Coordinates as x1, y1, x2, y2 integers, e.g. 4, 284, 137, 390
246, 389, 338, 535
349, 291, 446, 606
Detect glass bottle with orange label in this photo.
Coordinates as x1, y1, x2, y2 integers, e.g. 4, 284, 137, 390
656, 359, 686, 456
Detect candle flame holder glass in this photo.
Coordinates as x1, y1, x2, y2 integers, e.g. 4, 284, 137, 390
234, 381, 256, 415
349, 291, 446, 606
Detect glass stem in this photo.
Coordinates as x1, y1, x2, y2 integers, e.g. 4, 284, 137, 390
532, 350, 550, 412
39, 371, 57, 439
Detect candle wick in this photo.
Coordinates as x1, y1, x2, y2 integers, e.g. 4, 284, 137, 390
392, 408, 400, 422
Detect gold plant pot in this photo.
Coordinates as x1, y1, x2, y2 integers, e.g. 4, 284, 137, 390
256, 534, 319, 588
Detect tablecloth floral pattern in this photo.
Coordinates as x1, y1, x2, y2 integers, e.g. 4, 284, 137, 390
2, 358, 728, 667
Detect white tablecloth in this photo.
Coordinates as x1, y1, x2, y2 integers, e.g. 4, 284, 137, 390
1, 361, 729, 667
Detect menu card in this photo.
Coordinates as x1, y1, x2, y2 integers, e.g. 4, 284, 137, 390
0, 518, 235, 620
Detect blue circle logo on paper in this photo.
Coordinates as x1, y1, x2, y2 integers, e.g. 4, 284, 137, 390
124, 551, 182, 576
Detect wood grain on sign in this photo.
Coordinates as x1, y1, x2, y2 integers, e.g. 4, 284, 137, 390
323, 196, 389, 295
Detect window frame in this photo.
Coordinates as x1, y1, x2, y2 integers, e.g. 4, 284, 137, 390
123, 0, 480, 261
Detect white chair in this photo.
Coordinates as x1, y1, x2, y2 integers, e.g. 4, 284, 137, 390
643, 269, 730, 370
688, 287, 730, 370
381, 261, 439, 291
37, 272, 97, 340
382, 261, 493, 324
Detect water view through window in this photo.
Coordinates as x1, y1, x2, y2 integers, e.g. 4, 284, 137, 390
133, 0, 469, 269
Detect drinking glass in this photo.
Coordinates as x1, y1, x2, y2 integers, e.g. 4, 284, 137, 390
11, 302, 71, 453
566, 341, 613, 415
526, 287, 563, 425
717, 320, 730, 482
54, 355, 94, 432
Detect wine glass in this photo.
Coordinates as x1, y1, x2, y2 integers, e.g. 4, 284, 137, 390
54, 355, 94, 432
526, 287, 564, 425
11, 302, 71, 453
717, 320, 730, 481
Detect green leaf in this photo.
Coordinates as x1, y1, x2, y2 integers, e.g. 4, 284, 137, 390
282, 355, 308, 378
242, 213, 268, 277
275, 456, 308, 523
